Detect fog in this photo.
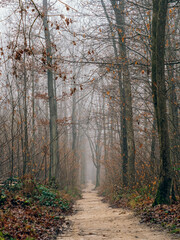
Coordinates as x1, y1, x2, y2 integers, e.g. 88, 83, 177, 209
0, 0, 179, 199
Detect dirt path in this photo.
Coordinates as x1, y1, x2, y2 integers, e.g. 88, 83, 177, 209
57, 184, 177, 240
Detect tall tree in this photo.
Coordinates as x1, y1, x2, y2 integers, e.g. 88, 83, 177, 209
152, 0, 174, 205
101, 0, 128, 187
110, 0, 135, 186
43, 0, 59, 180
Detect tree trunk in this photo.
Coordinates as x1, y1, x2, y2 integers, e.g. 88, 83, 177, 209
150, 119, 156, 176
72, 80, 77, 186
167, 21, 179, 196
23, 47, 30, 176
43, 0, 59, 180
102, 96, 107, 173
152, 0, 173, 205
31, 63, 36, 174
101, 0, 128, 186
110, 0, 135, 186
96, 165, 100, 188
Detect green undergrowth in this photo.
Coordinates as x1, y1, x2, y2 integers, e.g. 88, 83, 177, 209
0, 177, 81, 240
100, 184, 180, 235
63, 186, 82, 200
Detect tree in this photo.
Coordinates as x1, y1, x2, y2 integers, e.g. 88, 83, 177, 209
152, 0, 174, 205
101, 0, 128, 187
42, 0, 59, 180
88, 121, 102, 188
109, 0, 136, 186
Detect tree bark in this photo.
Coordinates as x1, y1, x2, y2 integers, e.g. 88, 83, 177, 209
43, 0, 59, 180
152, 0, 173, 205
110, 0, 135, 186
150, 119, 156, 176
167, 20, 179, 196
101, 0, 128, 186
96, 164, 100, 188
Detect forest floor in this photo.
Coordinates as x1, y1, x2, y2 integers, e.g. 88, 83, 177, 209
0, 179, 77, 240
57, 183, 179, 240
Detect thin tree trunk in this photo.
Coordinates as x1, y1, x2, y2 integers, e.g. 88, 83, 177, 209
150, 119, 156, 176
102, 96, 108, 178
23, 52, 29, 176
101, 0, 128, 186
96, 165, 100, 188
43, 0, 59, 180
6, 73, 15, 180
31, 61, 36, 174
110, 0, 135, 186
17, 81, 24, 177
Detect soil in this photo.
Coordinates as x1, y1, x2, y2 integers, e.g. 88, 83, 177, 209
57, 183, 178, 240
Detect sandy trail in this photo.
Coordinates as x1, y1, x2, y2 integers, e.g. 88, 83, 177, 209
57, 184, 176, 240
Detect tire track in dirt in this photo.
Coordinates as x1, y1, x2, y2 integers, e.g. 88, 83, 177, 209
57, 184, 177, 240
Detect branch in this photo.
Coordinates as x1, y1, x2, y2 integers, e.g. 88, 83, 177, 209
30, 0, 43, 18
57, 0, 78, 12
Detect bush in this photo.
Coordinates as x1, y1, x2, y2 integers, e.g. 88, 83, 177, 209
35, 185, 71, 211
2, 177, 22, 192
0, 190, 6, 206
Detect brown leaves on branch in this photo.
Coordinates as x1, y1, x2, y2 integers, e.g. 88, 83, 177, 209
38, 119, 49, 126
35, 93, 48, 100
65, 18, 72, 26
15, 48, 33, 61
56, 117, 71, 125
70, 87, 76, 96
15, 50, 23, 61
56, 24, 60, 30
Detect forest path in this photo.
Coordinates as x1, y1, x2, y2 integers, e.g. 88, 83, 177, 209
57, 183, 176, 240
